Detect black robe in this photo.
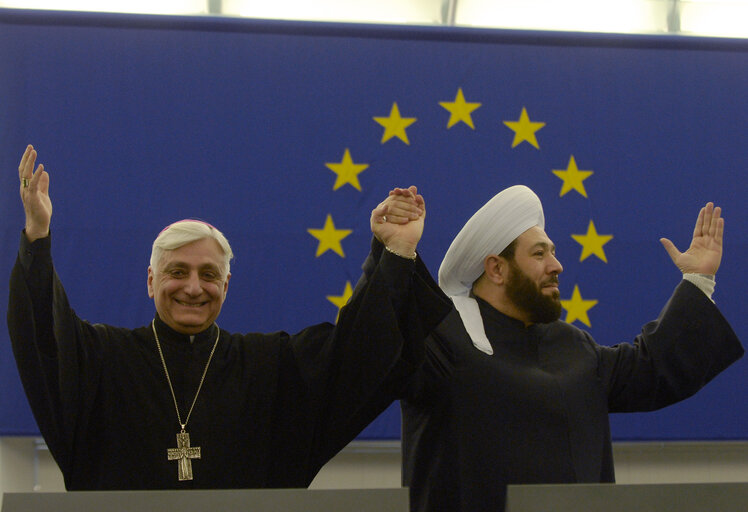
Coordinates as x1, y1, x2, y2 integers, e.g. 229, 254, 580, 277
7, 233, 451, 490
401, 281, 743, 512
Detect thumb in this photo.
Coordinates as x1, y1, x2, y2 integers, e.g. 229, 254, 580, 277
659, 238, 681, 264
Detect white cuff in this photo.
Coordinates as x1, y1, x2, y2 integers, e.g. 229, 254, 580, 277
683, 273, 715, 302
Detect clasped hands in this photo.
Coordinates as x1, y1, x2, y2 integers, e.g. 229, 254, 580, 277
371, 186, 425, 259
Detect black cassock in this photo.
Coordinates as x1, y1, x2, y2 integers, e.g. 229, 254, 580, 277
401, 281, 743, 512
8, 233, 451, 490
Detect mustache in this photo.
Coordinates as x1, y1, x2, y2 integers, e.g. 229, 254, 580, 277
543, 276, 559, 287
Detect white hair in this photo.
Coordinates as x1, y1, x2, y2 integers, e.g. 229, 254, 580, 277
150, 220, 233, 276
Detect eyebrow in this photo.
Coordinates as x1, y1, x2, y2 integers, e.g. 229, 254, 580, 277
161, 261, 222, 272
528, 241, 556, 252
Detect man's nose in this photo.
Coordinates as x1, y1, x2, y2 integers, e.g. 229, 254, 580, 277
549, 254, 563, 274
183, 272, 203, 295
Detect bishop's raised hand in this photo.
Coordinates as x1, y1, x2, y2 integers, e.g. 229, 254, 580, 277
18, 145, 52, 242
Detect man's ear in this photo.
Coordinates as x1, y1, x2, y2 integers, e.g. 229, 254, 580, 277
223, 272, 231, 298
483, 255, 509, 285
147, 266, 155, 298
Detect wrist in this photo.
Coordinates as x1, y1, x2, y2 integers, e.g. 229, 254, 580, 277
384, 244, 417, 260
24, 227, 49, 243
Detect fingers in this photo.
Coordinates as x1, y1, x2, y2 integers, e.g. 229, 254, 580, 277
388, 186, 419, 198
708, 205, 721, 238
377, 186, 425, 227
715, 214, 724, 245
386, 202, 422, 224
19, 145, 33, 176
19, 145, 36, 181
659, 237, 681, 264
379, 187, 421, 222
694, 202, 724, 243
692, 205, 706, 239
701, 202, 714, 236
707, 206, 724, 253
372, 201, 417, 225
29, 164, 46, 192
371, 202, 388, 224
380, 206, 419, 224
19, 145, 47, 195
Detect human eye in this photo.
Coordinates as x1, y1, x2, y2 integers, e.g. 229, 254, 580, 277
201, 269, 220, 281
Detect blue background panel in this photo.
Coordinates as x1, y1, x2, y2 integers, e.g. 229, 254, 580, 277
1, 9, 746, 439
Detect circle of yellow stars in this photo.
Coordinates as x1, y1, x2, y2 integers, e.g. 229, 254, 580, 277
309, 87, 613, 327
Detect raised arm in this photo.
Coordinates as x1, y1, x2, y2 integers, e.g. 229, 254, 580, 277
290, 185, 449, 469
18, 144, 52, 242
660, 202, 723, 275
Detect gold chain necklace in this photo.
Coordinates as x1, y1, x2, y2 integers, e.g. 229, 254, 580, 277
152, 319, 220, 482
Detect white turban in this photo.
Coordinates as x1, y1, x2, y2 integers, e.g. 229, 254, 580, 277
438, 185, 545, 354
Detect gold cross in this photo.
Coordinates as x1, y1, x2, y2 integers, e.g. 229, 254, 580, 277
167, 431, 201, 481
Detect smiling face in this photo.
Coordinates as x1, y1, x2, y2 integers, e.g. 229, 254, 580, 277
147, 237, 230, 334
505, 226, 564, 323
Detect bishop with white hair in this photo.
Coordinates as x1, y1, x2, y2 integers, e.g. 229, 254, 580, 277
8, 145, 452, 490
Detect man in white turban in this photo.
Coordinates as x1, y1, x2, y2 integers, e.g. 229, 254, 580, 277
397, 185, 743, 512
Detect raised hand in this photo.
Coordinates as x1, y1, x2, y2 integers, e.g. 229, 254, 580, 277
370, 186, 425, 258
19, 145, 52, 242
660, 202, 723, 275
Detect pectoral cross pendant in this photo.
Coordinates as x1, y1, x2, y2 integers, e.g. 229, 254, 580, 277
167, 431, 201, 481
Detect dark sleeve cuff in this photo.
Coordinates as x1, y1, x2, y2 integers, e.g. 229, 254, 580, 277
368, 235, 449, 304
360, 236, 387, 277
377, 244, 417, 294
19, 230, 52, 275
369, 236, 385, 260
674, 280, 744, 364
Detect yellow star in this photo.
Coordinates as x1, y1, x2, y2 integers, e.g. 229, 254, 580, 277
439, 88, 482, 129
325, 149, 369, 191
502, 107, 545, 149
307, 214, 352, 257
327, 281, 353, 323
552, 155, 594, 197
560, 285, 598, 327
571, 220, 613, 263
373, 102, 417, 145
